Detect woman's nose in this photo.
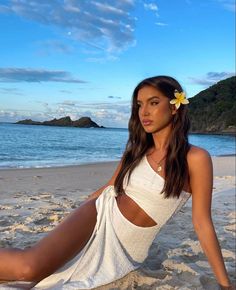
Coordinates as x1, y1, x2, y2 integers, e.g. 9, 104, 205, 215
141, 105, 150, 116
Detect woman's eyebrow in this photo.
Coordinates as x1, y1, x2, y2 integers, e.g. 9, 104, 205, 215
137, 96, 160, 103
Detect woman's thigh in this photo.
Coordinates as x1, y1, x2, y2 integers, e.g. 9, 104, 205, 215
28, 197, 98, 281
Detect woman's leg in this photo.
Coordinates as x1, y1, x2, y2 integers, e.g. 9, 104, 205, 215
0, 196, 98, 283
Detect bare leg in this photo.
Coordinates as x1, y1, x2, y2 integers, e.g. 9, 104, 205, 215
0, 197, 98, 282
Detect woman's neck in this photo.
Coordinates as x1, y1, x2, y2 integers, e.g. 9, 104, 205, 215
151, 127, 171, 151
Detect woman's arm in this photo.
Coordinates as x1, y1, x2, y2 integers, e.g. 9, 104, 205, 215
0, 158, 123, 282
188, 147, 233, 288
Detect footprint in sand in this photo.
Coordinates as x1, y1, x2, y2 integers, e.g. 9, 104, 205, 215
33, 216, 51, 225
13, 192, 23, 198
224, 223, 236, 236
195, 260, 210, 268
39, 192, 54, 199
162, 258, 197, 275
221, 248, 235, 259
12, 204, 22, 209
31, 212, 63, 226
48, 214, 61, 223
29, 196, 41, 201
227, 212, 236, 219
0, 215, 18, 227
0, 205, 13, 210
33, 175, 42, 179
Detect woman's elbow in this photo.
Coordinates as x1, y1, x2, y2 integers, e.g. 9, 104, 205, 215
15, 263, 36, 283
16, 250, 42, 282
18, 263, 36, 281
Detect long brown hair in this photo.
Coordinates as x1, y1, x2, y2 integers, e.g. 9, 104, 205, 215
114, 75, 191, 199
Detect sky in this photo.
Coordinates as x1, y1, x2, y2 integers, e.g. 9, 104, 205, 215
0, 0, 235, 128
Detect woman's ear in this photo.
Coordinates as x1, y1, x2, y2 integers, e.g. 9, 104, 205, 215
171, 105, 177, 115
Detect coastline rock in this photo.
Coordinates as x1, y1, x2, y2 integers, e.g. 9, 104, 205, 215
72, 117, 99, 128
16, 119, 42, 125
15, 116, 103, 128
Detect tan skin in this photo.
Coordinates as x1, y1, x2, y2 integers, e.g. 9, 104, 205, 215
0, 85, 233, 288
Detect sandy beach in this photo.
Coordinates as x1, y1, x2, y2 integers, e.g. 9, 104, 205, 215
0, 156, 235, 289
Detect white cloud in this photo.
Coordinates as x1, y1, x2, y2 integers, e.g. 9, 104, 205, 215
143, 3, 158, 11
0, 0, 136, 53
189, 72, 235, 86
60, 90, 72, 94
86, 54, 119, 63
0, 4, 10, 13
0, 87, 23, 95
35, 40, 73, 56
58, 100, 77, 106
217, 0, 235, 12
0, 67, 86, 83
108, 95, 122, 99
155, 22, 168, 26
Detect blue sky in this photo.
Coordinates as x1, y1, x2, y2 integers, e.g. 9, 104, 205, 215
0, 0, 235, 128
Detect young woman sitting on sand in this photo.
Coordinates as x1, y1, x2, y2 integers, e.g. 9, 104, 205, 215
0, 76, 234, 289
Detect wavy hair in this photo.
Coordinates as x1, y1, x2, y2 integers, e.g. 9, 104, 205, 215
114, 75, 191, 199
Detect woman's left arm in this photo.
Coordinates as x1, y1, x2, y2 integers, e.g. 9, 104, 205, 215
188, 148, 234, 289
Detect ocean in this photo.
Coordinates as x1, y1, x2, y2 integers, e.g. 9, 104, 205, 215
0, 123, 235, 169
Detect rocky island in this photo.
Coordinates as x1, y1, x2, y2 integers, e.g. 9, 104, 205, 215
15, 116, 105, 128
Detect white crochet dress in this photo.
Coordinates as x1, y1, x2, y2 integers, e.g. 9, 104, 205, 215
1, 155, 191, 290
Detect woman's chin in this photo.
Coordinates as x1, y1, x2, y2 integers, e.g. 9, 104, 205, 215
143, 126, 156, 133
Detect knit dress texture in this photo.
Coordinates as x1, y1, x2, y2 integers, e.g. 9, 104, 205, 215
1, 155, 191, 290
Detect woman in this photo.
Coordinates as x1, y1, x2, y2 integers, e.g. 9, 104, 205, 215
0, 76, 234, 289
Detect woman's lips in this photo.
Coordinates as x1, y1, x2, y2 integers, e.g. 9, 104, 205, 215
142, 120, 153, 126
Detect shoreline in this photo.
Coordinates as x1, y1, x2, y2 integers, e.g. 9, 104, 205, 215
1, 122, 236, 136
190, 131, 236, 136
0, 159, 119, 172
0, 155, 234, 198
0, 153, 235, 171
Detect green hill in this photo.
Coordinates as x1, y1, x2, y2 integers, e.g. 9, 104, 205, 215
188, 76, 236, 134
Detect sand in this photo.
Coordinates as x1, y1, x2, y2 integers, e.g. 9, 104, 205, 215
0, 156, 235, 289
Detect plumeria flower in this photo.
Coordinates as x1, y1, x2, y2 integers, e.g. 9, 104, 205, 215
170, 90, 189, 109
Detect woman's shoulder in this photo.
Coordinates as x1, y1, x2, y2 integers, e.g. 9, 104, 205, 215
188, 144, 211, 157
187, 144, 212, 172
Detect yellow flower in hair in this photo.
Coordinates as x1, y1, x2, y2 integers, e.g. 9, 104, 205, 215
169, 90, 189, 109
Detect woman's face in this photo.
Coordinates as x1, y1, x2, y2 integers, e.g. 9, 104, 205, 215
137, 85, 176, 134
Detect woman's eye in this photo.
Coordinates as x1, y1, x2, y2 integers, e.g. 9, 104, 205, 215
151, 102, 159, 105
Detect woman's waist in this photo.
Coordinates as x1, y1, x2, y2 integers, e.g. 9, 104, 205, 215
115, 193, 158, 228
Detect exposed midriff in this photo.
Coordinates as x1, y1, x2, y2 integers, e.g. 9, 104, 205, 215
115, 193, 158, 228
